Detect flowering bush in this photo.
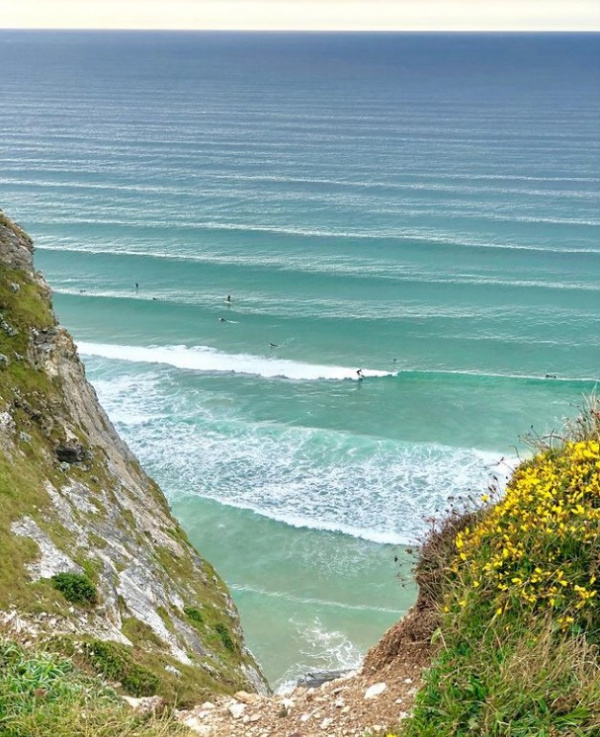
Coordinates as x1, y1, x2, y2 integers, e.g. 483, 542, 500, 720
452, 441, 599, 632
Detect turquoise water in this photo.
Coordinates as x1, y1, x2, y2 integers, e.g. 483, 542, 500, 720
0, 32, 599, 686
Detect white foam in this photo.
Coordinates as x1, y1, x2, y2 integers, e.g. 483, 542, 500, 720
89, 363, 510, 545
231, 584, 402, 615
276, 618, 363, 692
78, 341, 393, 382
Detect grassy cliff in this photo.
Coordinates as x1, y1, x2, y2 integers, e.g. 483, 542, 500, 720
395, 402, 600, 736
0, 210, 267, 716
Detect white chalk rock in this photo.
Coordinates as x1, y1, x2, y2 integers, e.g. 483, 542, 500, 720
228, 702, 246, 719
364, 682, 387, 700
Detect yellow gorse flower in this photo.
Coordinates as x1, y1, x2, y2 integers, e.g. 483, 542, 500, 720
451, 441, 600, 627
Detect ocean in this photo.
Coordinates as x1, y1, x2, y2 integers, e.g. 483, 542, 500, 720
0, 31, 598, 686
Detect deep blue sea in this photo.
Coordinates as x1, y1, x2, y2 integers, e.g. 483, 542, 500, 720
0, 32, 598, 685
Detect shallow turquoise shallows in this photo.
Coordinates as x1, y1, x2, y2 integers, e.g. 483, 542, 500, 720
1, 31, 598, 686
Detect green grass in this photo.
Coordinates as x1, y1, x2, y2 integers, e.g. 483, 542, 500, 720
0, 639, 193, 736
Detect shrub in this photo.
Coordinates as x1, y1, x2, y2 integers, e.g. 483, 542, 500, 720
121, 663, 160, 697
84, 640, 130, 681
451, 440, 600, 632
214, 623, 235, 652
81, 640, 159, 698
50, 572, 97, 606
183, 606, 204, 625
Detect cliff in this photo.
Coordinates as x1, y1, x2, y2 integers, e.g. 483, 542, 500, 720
0, 211, 267, 705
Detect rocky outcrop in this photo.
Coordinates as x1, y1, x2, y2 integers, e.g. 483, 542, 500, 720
0, 210, 268, 704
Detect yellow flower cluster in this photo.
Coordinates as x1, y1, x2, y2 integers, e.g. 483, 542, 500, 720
453, 441, 600, 624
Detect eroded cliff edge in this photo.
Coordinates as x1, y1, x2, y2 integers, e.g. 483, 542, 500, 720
0, 211, 268, 704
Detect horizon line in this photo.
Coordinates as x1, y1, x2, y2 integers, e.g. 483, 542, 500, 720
2, 27, 600, 33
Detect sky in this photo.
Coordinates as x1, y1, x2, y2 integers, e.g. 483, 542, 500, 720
2, 0, 600, 31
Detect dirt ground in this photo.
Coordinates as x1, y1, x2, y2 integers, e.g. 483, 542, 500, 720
176, 604, 436, 737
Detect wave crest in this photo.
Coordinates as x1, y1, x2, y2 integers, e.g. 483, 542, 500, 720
77, 341, 394, 381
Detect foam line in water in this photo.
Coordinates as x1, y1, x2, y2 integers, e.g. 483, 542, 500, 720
230, 584, 403, 615
77, 342, 393, 381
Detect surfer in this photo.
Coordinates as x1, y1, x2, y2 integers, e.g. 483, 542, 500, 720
545, 374, 557, 379
218, 317, 227, 322
269, 343, 278, 348
356, 369, 363, 380
135, 282, 139, 291
225, 295, 232, 305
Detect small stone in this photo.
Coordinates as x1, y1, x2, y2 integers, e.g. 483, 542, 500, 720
334, 698, 344, 708
341, 706, 350, 714
200, 701, 216, 710
123, 695, 165, 714
321, 717, 333, 729
371, 726, 382, 734
59, 461, 70, 472
181, 719, 211, 736
364, 682, 387, 700
19, 431, 31, 443
249, 713, 261, 722
0, 353, 9, 368
228, 702, 246, 719
404, 677, 413, 684
398, 711, 409, 720
165, 664, 181, 677
10, 282, 20, 293
281, 697, 295, 710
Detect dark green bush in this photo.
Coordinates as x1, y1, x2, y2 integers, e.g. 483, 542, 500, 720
82, 640, 158, 697
84, 640, 130, 681
50, 572, 97, 606
183, 607, 204, 625
121, 664, 159, 697
214, 623, 235, 652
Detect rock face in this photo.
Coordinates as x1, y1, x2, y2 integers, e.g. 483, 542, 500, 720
0, 211, 268, 704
